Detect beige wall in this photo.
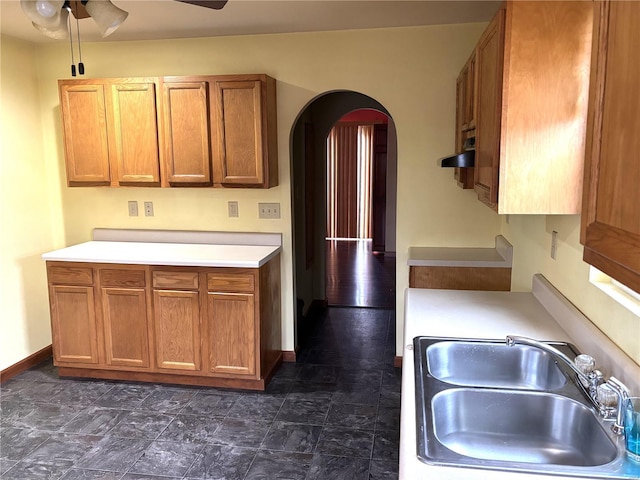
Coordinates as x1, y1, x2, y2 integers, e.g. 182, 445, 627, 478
503, 215, 640, 364
23, 24, 499, 364
0, 36, 62, 370
3, 21, 636, 371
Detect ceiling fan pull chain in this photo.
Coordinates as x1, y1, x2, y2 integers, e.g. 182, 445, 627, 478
67, 7, 76, 76
76, 12, 84, 75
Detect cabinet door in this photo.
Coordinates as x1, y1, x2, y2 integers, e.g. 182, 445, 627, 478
59, 83, 111, 186
49, 285, 99, 365
474, 8, 504, 210
102, 288, 150, 367
455, 71, 466, 153
454, 56, 475, 190
213, 80, 265, 186
109, 82, 161, 186
153, 290, 201, 371
162, 81, 212, 185
465, 54, 476, 130
582, 1, 640, 293
206, 292, 256, 377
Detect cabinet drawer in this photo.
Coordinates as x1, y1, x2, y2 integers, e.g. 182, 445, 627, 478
100, 268, 146, 288
48, 266, 93, 285
207, 273, 254, 293
153, 271, 199, 290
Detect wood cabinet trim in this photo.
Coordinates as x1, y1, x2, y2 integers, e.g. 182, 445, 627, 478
48, 265, 94, 285
207, 272, 256, 293
153, 270, 200, 290
99, 267, 147, 288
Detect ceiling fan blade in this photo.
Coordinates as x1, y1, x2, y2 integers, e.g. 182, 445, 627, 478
174, 0, 228, 10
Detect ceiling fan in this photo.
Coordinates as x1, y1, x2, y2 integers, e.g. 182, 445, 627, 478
21, 0, 229, 39
175, 0, 228, 10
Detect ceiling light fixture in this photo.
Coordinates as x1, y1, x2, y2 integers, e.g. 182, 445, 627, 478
20, 0, 128, 39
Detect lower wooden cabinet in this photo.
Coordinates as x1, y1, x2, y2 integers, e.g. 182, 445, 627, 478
206, 292, 256, 376
45, 256, 281, 390
49, 284, 99, 365
99, 266, 151, 368
102, 287, 150, 368
153, 269, 202, 372
409, 266, 511, 291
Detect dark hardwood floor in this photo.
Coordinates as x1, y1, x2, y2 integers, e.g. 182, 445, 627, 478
325, 239, 396, 308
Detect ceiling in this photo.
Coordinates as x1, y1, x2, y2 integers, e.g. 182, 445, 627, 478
1, 0, 501, 44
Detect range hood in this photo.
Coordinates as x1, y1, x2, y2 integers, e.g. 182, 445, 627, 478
440, 150, 475, 168
440, 136, 475, 168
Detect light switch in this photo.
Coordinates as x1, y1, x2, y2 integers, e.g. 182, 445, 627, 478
128, 201, 138, 217
258, 203, 280, 219
228, 201, 239, 218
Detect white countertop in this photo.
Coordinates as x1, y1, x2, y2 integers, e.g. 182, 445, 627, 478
408, 234, 513, 268
41, 240, 281, 268
400, 276, 640, 480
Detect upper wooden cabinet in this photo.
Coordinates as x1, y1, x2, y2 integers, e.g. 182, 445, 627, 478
453, 52, 476, 189
161, 80, 213, 186
474, 8, 504, 207
59, 83, 111, 186
58, 74, 278, 189
60, 78, 161, 187
473, 1, 593, 214
581, 1, 640, 293
109, 82, 161, 186
212, 76, 278, 188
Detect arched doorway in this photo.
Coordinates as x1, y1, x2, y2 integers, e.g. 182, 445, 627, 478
289, 91, 397, 348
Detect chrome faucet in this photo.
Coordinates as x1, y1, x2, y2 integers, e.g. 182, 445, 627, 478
505, 335, 603, 405
505, 335, 631, 435
605, 376, 630, 435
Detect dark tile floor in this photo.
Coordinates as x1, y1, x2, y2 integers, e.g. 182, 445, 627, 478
1, 307, 400, 479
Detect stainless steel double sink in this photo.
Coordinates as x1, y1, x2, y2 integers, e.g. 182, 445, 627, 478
414, 337, 640, 478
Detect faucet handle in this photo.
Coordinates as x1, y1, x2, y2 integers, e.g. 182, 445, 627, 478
574, 354, 596, 375
597, 384, 618, 406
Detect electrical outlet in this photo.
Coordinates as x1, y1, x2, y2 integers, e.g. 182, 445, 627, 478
128, 201, 138, 217
258, 203, 280, 219
144, 201, 154, 217
228, 201, 239, 218
551, 230, 558, 259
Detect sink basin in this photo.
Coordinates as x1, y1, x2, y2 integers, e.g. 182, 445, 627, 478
426, 340, 566, 390
413, 337, 640, 478
431, 388, 617, 467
